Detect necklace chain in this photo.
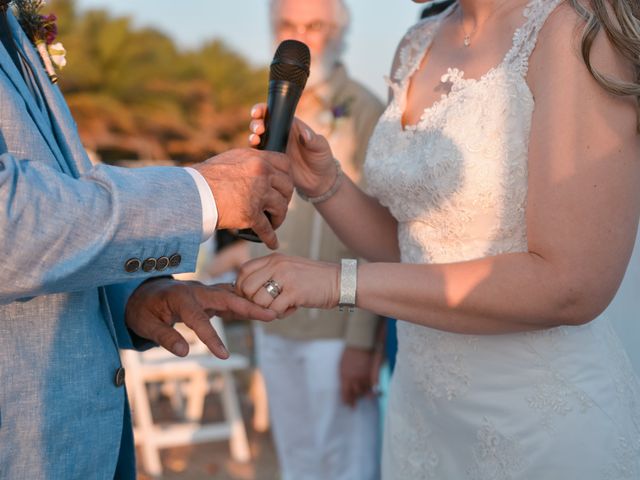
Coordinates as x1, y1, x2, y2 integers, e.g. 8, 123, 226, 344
457, 0, 512, 48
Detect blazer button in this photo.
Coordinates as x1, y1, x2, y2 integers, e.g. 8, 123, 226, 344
124, 258, 141, 273
156, 256, 170, 271
114, 367, 126, 387
142, 258, 157, 272
169, 254, 182, 268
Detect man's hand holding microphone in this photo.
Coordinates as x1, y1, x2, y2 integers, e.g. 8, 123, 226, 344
125, 40, 311, 359
193, 148, 294, 250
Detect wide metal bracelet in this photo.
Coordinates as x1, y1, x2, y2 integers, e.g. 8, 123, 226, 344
339, 258, 358, 312
296, 160, 343, 204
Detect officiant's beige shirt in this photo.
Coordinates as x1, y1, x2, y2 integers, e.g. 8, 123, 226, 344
251, 64, 385, 349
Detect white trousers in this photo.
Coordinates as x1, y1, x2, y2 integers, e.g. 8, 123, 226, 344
256, 329, 380, 480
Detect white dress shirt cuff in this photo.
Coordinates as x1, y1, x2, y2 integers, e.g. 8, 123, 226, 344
184, 167, 218, 242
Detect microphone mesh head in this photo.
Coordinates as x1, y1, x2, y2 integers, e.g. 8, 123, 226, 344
270, 40, 311, 89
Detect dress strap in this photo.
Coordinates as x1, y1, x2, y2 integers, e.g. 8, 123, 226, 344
389, 3, 456, 86
505, 0, 566, 76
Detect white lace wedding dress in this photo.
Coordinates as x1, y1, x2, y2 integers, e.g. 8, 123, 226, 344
364, 0, 640, 478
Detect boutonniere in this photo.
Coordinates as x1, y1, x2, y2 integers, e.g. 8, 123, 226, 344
317, 96, 355, 135
11, 0, 66, 83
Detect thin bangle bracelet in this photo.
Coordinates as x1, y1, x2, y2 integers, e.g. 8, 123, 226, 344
296, 160, 343, 204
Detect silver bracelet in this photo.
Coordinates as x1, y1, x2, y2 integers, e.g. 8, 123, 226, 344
339, 258, 358, 313
296, 160, 343, 204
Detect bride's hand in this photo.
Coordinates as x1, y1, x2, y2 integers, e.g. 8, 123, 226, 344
249, 103, 338, 197
235, 253, 340, 317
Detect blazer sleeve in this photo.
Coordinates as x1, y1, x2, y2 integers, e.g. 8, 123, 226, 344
0, 152, 204, 304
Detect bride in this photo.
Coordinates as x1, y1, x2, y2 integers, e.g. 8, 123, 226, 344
239, 0, 640, 477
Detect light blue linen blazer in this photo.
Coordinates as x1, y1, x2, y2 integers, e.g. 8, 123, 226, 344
0, 12, 203, 479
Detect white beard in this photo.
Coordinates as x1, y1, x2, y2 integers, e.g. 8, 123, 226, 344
306, 49, 339, 89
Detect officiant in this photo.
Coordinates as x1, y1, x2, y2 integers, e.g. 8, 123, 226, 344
251, 1, 385, 478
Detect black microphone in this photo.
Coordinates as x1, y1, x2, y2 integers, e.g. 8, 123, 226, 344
237, 39, 311, 243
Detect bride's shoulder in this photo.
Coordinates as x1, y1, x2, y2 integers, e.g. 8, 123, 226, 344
388, 6, 453, 84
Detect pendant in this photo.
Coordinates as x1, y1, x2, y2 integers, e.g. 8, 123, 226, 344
463, 35, 471, 47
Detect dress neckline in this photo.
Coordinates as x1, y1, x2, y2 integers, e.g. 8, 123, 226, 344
398, 0, 544, 132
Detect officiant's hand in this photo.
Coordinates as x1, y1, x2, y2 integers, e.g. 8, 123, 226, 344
125, 278, 277, 358
340, 347, 376, 407
235, 253, 340, 317
249, 104, 337, 198
193, 148, 294, 250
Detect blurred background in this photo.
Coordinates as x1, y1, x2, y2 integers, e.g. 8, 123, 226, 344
43, 1, 639, 479
49, 0, 421, 165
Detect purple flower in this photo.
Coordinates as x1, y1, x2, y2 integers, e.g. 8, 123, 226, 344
40, 13, 58, 44
330, 97, 354, 120
332, 105, 348, 119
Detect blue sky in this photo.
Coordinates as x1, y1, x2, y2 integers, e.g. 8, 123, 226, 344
74, 0, 425, 100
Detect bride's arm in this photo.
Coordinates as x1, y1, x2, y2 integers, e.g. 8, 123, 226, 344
309, 33, 419, 263
249, 111, 400, 262
247, 35, 417, 263
309, 171, 400, 263
239, 7, 639, 334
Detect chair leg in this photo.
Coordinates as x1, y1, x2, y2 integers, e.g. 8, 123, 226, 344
249, 369, 270, 433
185, 371, 208, 421
129, 373, 163, 477
162, 380, 186, 419
220, 371, 251, 462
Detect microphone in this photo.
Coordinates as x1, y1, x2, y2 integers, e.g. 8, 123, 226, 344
237, 39, 311, 243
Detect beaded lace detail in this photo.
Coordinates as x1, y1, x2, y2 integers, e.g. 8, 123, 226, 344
468, 418, 528, 479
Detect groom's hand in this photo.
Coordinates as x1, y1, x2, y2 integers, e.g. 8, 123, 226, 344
193, 148, 293, 250
125, 278, 277, 358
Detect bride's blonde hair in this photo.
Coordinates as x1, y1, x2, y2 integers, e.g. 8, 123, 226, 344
568, 0, 640, 131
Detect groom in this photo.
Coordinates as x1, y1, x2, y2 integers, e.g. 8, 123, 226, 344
0, 6, 291, 480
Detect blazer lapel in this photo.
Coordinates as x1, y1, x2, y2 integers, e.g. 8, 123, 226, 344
0, 16, 72, 175
7, 12, 88, 177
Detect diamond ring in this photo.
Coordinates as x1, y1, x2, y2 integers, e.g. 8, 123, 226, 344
264, 279, 282, 299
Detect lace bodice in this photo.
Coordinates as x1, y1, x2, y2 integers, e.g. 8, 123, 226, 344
365, 1, 640, 478
365, 0, 561, 264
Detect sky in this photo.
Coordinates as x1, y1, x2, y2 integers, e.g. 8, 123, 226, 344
74, 0, 426, 100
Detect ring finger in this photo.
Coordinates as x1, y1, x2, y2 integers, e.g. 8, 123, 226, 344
251, 281, 282, 308
240, 266, 278, 298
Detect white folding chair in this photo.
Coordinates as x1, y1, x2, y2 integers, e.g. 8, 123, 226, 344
121, 316, 251, 477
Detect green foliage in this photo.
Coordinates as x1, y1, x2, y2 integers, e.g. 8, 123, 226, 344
46, 0, 268, 164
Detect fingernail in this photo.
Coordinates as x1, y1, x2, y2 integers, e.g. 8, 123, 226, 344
173, 342, 187, 356
305, 128, 313, 142
251, 106, 258, 117
220, 343, 230, 357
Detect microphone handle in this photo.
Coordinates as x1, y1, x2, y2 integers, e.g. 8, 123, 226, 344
237, 80, 303, 243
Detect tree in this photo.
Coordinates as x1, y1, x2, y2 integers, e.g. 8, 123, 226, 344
47, 0, 268, 164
